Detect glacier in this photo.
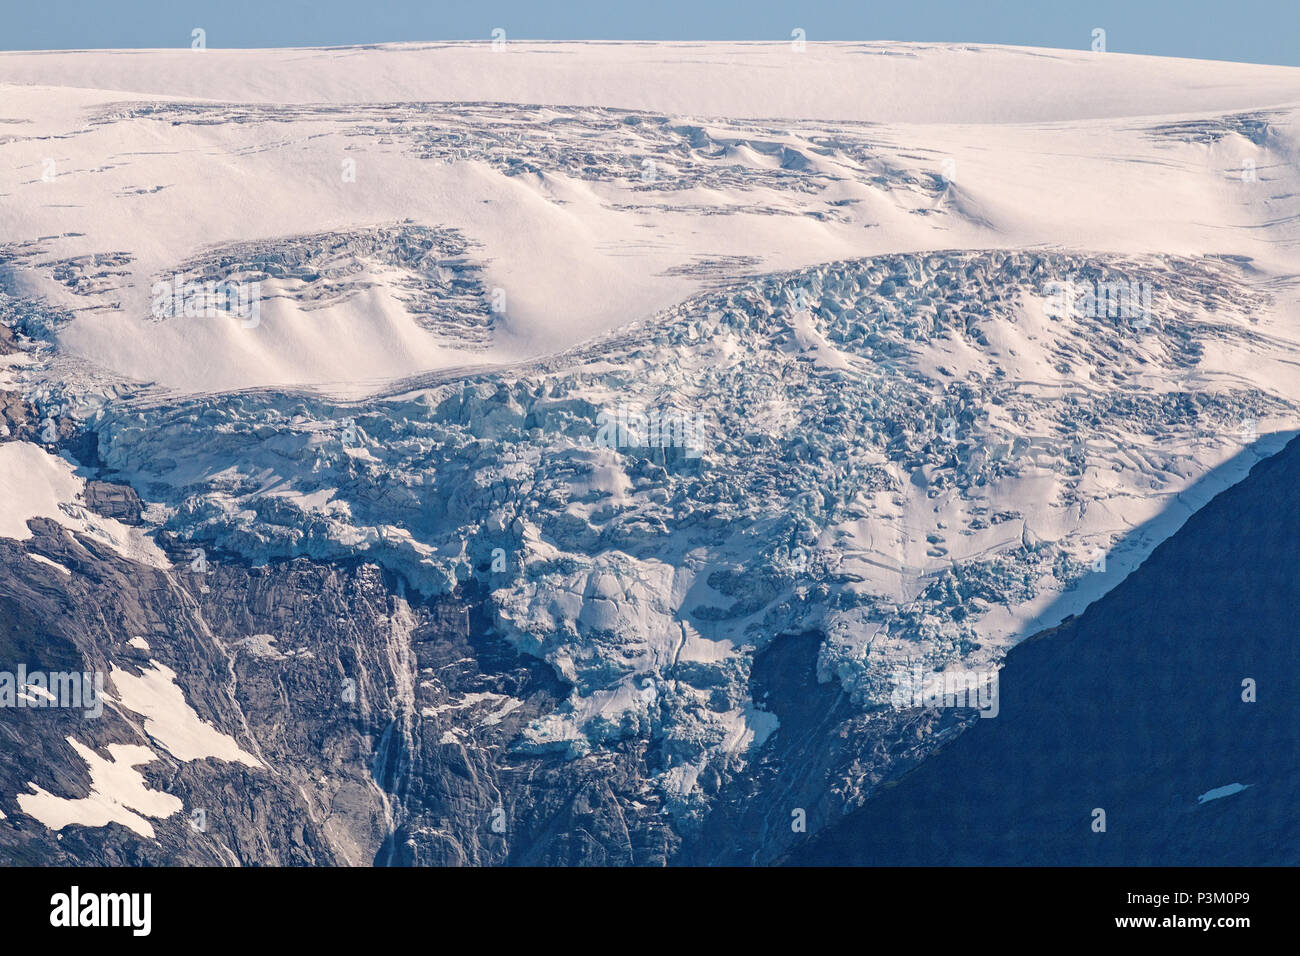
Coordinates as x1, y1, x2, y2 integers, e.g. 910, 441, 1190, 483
1, 40, 1298, 860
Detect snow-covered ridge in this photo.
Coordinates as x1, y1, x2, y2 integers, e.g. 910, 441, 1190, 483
2, 43, 1298, 392
2, 42, 1297, 123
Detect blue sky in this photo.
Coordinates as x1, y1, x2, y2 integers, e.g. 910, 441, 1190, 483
3, 1, 1298, 66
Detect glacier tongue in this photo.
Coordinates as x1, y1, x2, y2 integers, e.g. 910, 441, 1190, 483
56, 248, 1300, 809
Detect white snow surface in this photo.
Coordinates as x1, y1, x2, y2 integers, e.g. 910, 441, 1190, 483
0, 442, 168, 566
0, 43, 1296, 392
1197, 783, 1253, 804
16, 737, 183, 838
11, 661, 260, 838
26, 552, 71, 575
3, 41, 1300, 811
108, 661, 261, 767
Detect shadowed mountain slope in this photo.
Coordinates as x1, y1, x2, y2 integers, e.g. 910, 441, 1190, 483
788, 433, 1300, 865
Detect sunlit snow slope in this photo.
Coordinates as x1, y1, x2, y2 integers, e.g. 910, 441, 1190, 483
2, 43, 1299, 859
1, 42, 1298, 391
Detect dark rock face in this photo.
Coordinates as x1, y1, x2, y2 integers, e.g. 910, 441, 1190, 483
0, 522, 359, 865
787, 435, 1300, 866
0, 522, 684, 866
379, 590, 680, 866
2, 435, 1295, 867
0, 391, 37, 441
0, 517, 892, 867
82, 481, 144, 525
677, 631, 978, 865
0, 520, 1014, 867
